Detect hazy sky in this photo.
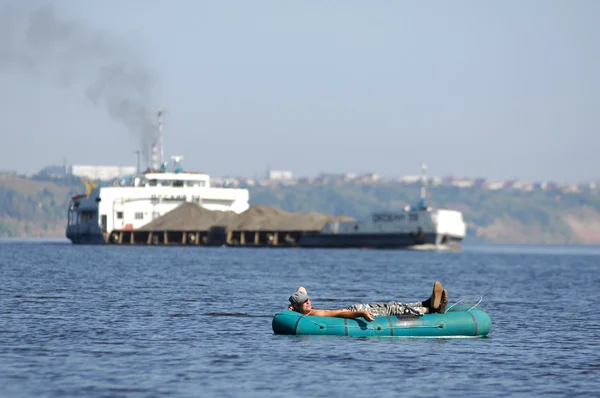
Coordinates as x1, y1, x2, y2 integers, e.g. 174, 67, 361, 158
1, 1, 598, 182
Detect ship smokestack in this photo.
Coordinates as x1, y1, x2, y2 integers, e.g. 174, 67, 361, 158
152, 143, 159, 171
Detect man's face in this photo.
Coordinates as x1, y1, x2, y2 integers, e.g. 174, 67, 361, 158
294, 297, 312, 313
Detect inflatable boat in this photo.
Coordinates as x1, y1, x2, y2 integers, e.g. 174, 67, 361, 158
272, 307, 492, 338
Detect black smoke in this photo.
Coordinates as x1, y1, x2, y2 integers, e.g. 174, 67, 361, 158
0, 2, 158, 166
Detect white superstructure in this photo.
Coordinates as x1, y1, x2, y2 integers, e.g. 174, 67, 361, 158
66, 158, 250, 244
69, 164, 137, 181
66, 109, 249, 244
318, 207, 466, 238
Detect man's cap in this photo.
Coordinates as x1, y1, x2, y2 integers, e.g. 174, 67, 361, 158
289, 286, 309, 305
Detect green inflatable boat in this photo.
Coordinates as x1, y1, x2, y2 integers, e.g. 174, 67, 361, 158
272, 307, 492, 338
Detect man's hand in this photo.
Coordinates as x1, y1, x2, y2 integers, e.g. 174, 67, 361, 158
362, 311, 375, 322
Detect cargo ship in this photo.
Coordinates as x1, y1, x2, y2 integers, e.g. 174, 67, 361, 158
297, 165, 466, 250
65, 111, 250, 245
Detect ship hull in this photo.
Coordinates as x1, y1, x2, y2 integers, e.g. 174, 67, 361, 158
66, 230, 105, 245
297, 232, 462, 249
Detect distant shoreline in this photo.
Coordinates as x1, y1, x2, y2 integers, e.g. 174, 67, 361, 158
2, 237, 600, 255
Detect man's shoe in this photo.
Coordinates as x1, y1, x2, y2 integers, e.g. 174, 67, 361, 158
439, 289, 448, 314
430, 281, 443, 312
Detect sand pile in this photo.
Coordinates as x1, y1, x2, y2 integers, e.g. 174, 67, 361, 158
139, 203, 236, 231
139, 203, 354, 231
230, 205, 293, 230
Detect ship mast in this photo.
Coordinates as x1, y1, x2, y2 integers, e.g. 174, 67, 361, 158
420, 163, 428, 201
134, 150, 141, 173
158, 108, 165, 167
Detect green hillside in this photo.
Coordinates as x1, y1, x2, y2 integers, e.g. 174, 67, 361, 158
1, 174, 600, 244
250, 182, 600, 244
0, 174, 83, 237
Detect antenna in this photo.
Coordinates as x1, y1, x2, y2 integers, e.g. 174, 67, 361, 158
158, 108, 165, 166
420, 163, 428, 200
134, 150, 141, 173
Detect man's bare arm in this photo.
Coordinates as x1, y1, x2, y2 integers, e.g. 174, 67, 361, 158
310, 309, 375, 322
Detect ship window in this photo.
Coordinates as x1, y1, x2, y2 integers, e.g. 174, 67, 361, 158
201, 199, 234, 207
135, 212, 144, 220
148, 180, 157, 187
80, 212, 95, 222
173, 180, 184, 187
116, 212, 123, 219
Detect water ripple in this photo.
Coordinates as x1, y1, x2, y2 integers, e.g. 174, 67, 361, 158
0, 241, 599, 397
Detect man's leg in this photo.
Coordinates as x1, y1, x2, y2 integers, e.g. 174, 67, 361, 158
439, 289, 448, 314
421, 281, 443, 313
347, 302, 426, 316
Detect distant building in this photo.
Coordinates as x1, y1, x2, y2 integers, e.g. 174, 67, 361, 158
399, 175, 420, 184
238, 177, 257, 188
452, 179, 475, 188
69, 164, 137, 181
360, 172, 379, 183
430, 176, 442, 186
442, 176, 456, 185
487, 181, 505, 190
321, 172, 357, 182
315, 173, 346, 184
39, 164, 68, 177
222, 178, 240, 188
562, 184, 580, 193
540, 181, 559, 191
268, 170, 293, 181
473, 178, 487, 188
511, 181, 526, 189
297, 177, 313, 184
521, 182, 534, 191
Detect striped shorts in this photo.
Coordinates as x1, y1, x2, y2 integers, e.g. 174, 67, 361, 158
346, 301, 426, 316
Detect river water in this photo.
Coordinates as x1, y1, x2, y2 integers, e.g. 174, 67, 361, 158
1, 240, 599, 397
